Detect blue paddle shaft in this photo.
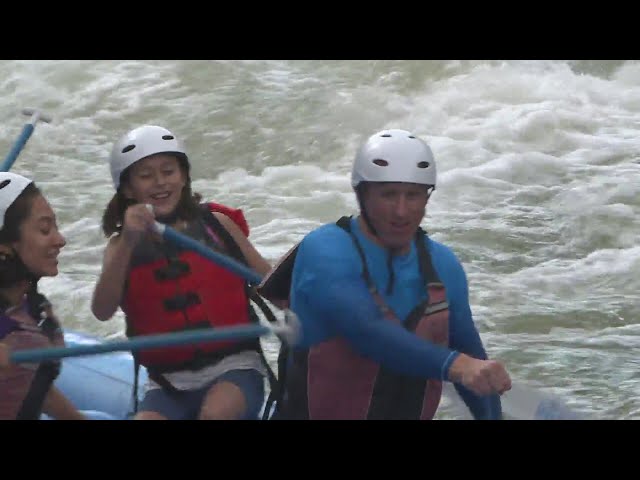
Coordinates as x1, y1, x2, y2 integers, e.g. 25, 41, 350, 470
159, 222, 263, 285
9, 212, 283, 364
11, 324, 272, 364
1, 124, 35, 172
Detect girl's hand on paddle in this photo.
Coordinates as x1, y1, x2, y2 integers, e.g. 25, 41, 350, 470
122, 203, 156, 245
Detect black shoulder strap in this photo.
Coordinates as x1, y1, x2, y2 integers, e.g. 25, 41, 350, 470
131, 356, 140, 416
0, 315, 55, 420
1, 318, 56, 421
199, 204, 247, 264
0, 314, 20, 340
335, 216, 376, 290
414, 227, 442, 286
7, 294, 62, 421
201, 205, 282, 415
12, 317, 61, 421
335, 215, 352, 231
338, 217, 441, 289
262, 342, 289, 420
15, 362, 59, 420
403, 228, 446, 332
249, 289, 279, 324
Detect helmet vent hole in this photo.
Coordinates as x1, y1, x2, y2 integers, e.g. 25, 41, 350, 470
380, 134, 391, 138
372, 159, 389, 167
122, 144, 136, 154
0, 180, 10, 190
162, 135, 175, 140
417, 161, 430, 169
408, 135, 416, 139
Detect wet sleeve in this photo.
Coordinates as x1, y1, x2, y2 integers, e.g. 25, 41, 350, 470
447, 261, 503, 420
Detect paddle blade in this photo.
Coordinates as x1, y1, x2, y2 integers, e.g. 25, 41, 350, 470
501, 383, 587, 420
441, 381, 588, 420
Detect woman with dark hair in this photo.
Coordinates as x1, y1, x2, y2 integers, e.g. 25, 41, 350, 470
92, 125, 276, 420
0, 172, 86, 420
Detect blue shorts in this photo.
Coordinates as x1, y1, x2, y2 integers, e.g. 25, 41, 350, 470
138, 369, 265, 420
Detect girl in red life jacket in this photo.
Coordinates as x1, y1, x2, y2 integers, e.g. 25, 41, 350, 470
91, 125, 274, 421
0, 172, 86, 420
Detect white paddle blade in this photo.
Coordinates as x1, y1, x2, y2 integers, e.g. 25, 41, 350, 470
501, 383, 587, 420
441, 381, 587, 420
21, 108, 52, 123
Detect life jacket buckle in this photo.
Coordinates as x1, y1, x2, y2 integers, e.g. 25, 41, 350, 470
163, 292, 201, 311
154, 260, 191, 281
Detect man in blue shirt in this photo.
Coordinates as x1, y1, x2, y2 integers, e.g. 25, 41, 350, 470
263, 129, 511, 420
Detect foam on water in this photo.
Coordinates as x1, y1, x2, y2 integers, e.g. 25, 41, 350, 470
1, 60, 639, 418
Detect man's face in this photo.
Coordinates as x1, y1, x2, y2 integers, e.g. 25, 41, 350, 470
361, 182, 431, 253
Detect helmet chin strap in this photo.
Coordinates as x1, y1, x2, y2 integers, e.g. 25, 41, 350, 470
356, 188, 378, 237
356, 186, 396, 295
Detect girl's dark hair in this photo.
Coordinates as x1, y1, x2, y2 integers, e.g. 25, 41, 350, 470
0, 182, 51, 315
101, 155, 202, 237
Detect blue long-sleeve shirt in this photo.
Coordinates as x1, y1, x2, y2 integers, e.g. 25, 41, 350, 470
290, 216, 501, 420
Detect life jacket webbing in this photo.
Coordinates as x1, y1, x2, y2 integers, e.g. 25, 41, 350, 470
1, 297, 62, 421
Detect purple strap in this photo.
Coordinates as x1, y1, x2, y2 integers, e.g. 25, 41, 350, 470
0, 313, 20, 340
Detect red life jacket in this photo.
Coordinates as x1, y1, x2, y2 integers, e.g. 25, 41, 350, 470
122, 203, 258, 373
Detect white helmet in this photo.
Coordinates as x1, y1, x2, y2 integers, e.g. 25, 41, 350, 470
351, 129, 436, 188
109, 125, 188, 189
0, 172, 33, 230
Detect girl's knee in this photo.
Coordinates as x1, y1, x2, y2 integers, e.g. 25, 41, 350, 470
199, 381, 247, 420
134, 410, 168, 420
